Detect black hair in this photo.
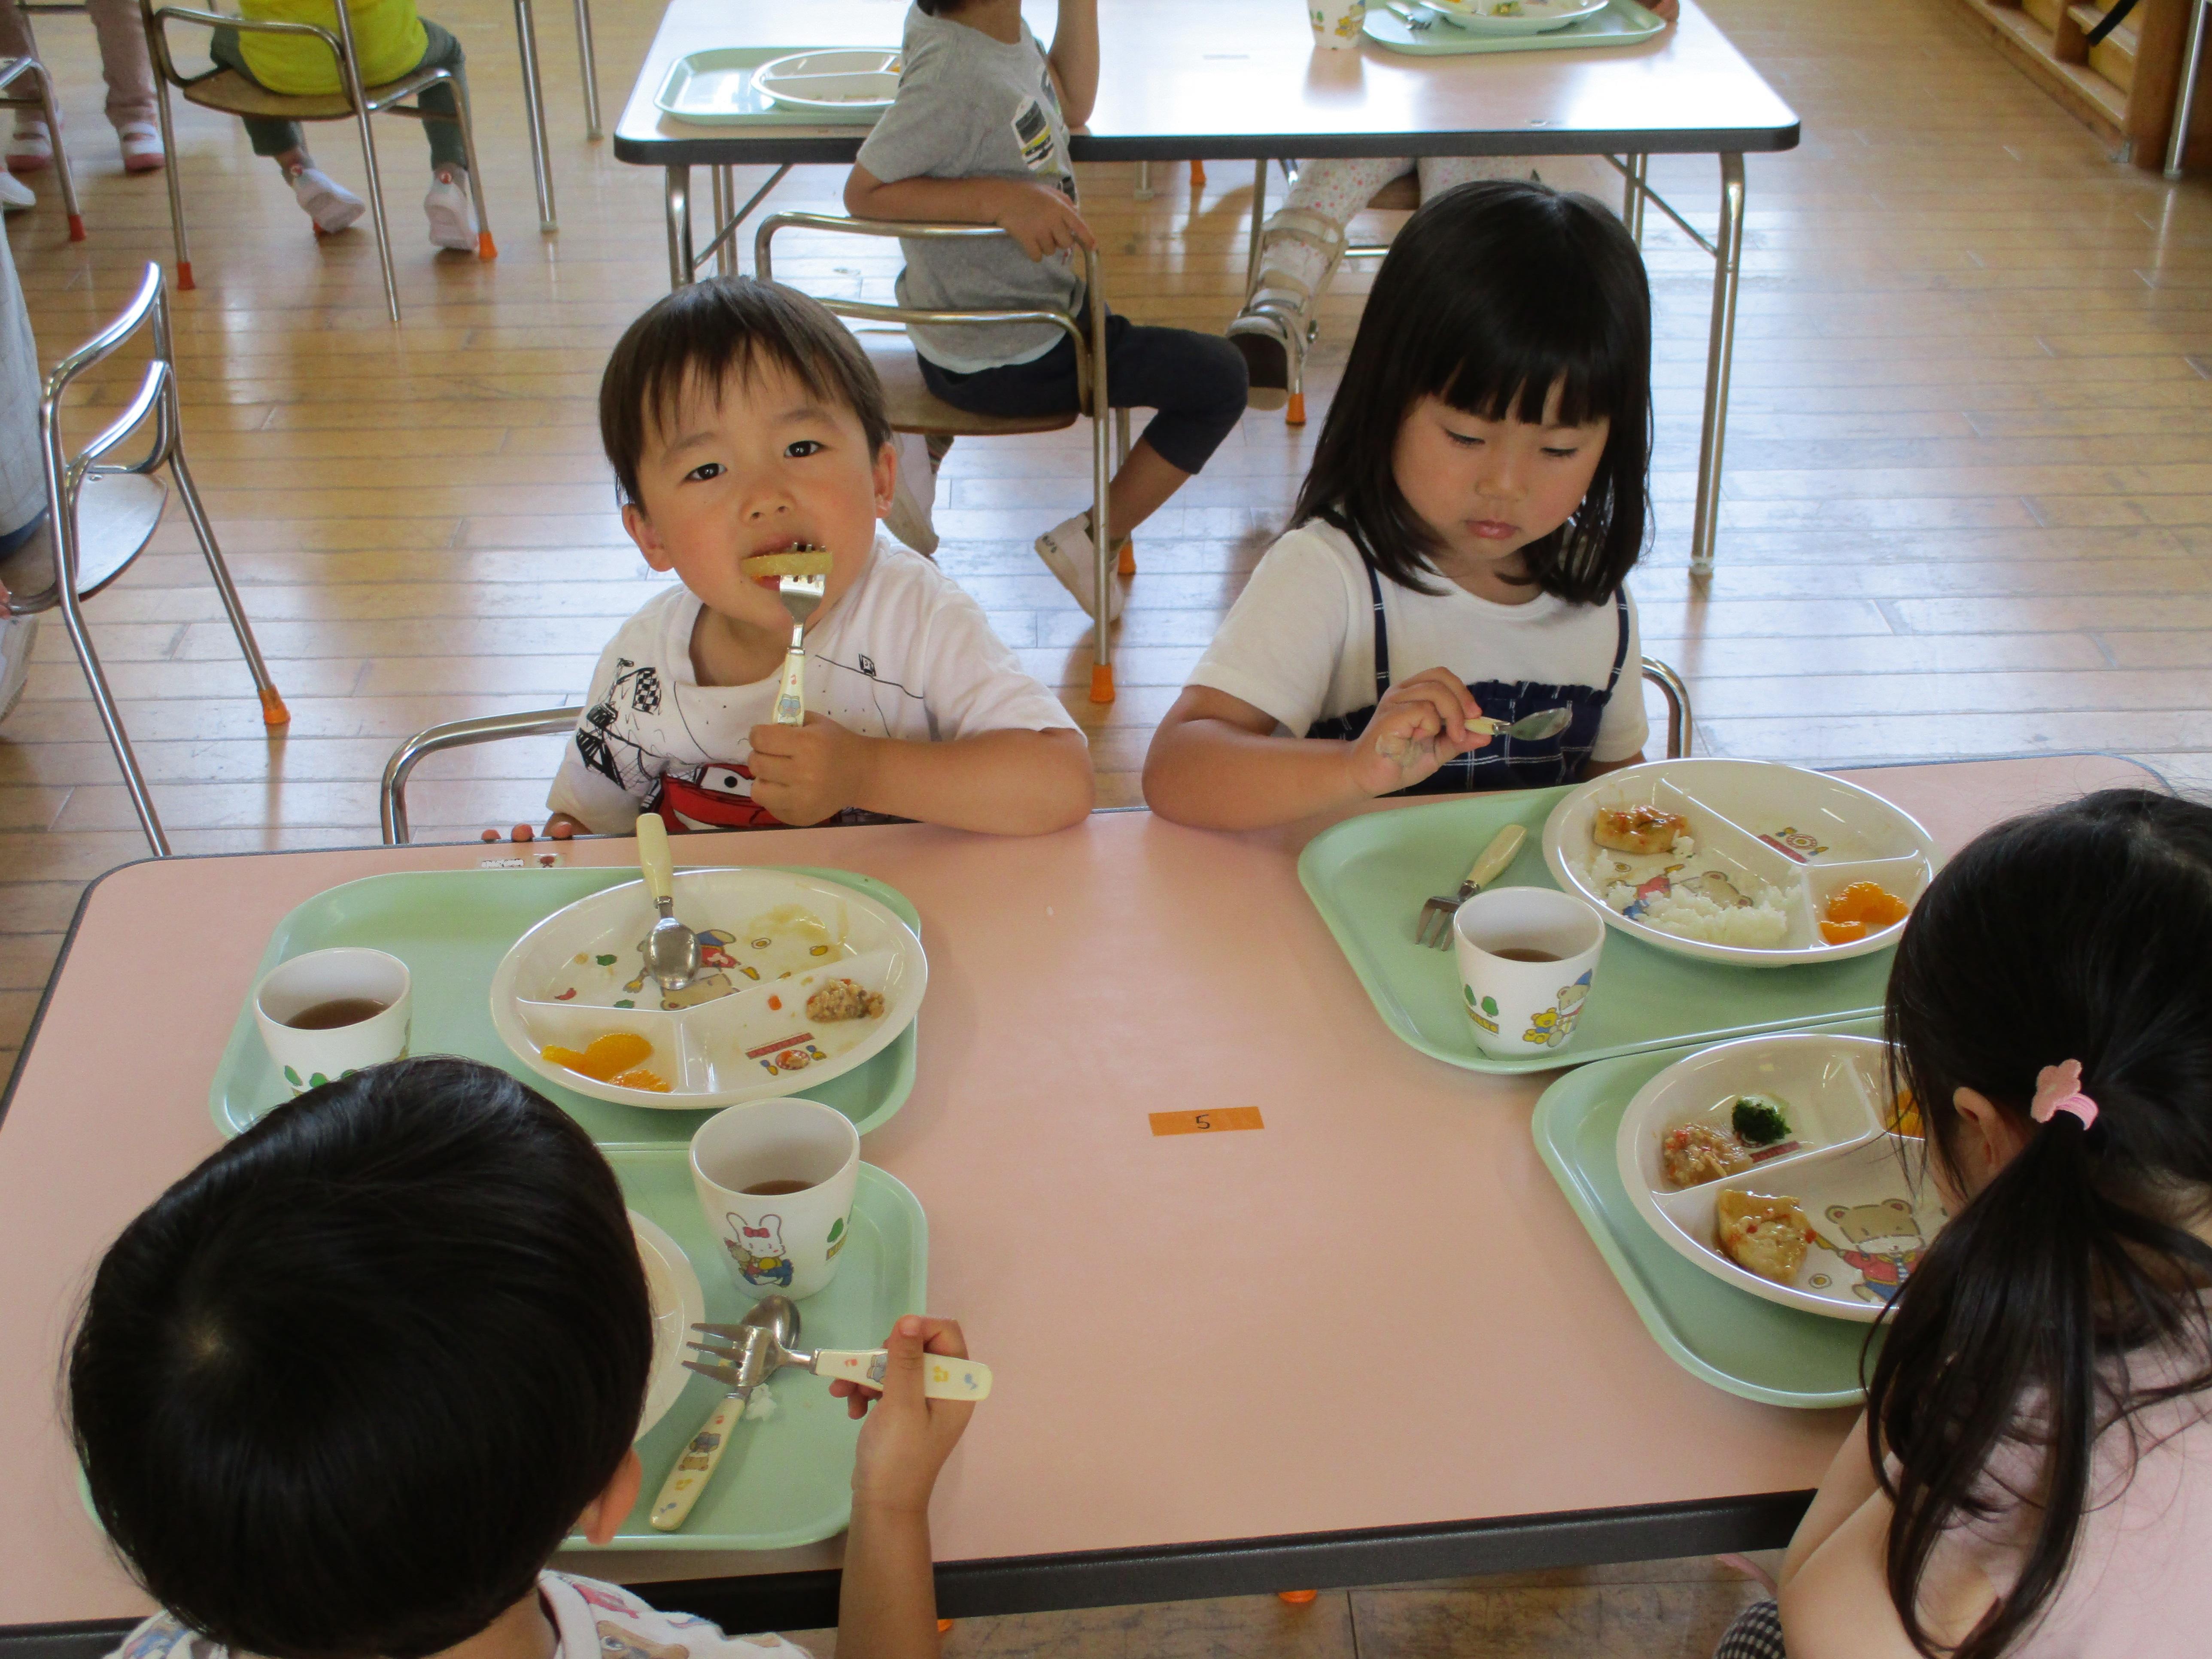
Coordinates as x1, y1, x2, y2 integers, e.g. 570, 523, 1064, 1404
67, 1058, 654, 1659
599, 275, 893, 508
1291, 178, 1652, 607
1875, 789, 2212, 1658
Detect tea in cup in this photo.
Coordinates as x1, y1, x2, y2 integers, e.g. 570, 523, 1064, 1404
1452, 887, 1604, 1059
690, 1098, 860, 1300
253, 948, 413, 1095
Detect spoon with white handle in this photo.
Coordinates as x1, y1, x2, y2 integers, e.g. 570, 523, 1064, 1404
636, 811, 699, 994
1469, 705, 1574, 741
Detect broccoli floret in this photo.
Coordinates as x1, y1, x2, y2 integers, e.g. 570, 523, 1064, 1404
1731, 1094, 1791, 1145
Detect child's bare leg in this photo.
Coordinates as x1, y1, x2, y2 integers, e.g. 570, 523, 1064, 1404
1104, 437, 1185, 543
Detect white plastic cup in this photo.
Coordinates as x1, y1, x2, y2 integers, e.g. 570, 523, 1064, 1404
1310, 0, 1367, 49
253, 947, 413, 1095
1452, 888, 1605, 1059
691, 1098, 861, 1301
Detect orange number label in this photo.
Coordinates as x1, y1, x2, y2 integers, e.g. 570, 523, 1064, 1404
1149, 1106, 1265, 1136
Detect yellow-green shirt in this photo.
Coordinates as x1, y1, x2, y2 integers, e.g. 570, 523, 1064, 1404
237, 0, 428, 94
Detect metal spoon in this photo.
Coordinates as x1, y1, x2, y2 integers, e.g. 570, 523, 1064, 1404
636, 811, 700, 994
1471, 705, 1574, 741
650, 1296, 796, 1531
772, 571, 827, 726
688, 1300, 994, 1401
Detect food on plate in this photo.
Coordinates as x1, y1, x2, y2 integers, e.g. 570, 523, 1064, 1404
1730, 1093, 1792, 1146
1662, 1122, 1753, 1188
1604, 876, 1791, 948
1593, 803, 1690, 856
542, 1030, 656, 1082
740, 546, 833, 584
1888, 1090, 1923, 1138
612, 1067, 671, 1092
1715, 1189, 1813, 1282
1819, 881, 1910, 946
1491, 1, 1523, 12
805, 978, 885, 1022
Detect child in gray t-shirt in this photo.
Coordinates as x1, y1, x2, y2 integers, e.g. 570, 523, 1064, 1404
847, 0, 1246, 628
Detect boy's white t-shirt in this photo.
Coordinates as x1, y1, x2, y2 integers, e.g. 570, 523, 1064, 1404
548, 534, 1079, 834
103, 1571, 807, 1659
1184, 520, 1647, 761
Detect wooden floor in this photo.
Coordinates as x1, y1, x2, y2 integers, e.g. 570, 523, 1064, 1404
1, 0, 2208, 1636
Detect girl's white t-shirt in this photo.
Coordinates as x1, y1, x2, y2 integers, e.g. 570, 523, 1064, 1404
1183, 520, 1648, 760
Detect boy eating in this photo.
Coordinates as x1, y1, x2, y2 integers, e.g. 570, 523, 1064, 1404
71, 1057, 975, 1659
544, 276, 1091, 836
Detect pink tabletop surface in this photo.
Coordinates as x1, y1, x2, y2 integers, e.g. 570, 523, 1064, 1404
0, 756, 2158, 1624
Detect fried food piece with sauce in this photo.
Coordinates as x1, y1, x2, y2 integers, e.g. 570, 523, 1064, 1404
805, 978, 886, 1022
1715, 1189, 1813, 1282
1661, 1121, 1753, 1188
740, 547, 833, 583
1594, 804, 1689, 856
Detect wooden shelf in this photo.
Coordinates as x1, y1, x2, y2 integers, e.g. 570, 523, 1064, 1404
1948, 0, 2209, 167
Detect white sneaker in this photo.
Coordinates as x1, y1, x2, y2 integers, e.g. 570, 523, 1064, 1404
424, 167, 478, 251
0, 614, 36, 723
0, 171, 32, 212
7, 118, 50, 173
1034, 512, 1125, 623
289, 164, 364, 234
118, 120, 164, 174
884, 428, 939, 556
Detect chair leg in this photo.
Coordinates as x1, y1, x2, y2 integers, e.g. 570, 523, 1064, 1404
572, 0, 601, 139
28, 63, 82, 240
153, 81, 193, 289
168, 447, 289, 728
445, 72, 498, 260
55, 546, 170, 855
1088, 372, 1114, 707
351, 101, 401, 322
511, 0, 557, 230
1112, 407, 1134, 575
1190, 158, 1205, 188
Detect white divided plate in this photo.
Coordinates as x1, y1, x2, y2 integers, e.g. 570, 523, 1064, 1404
753, 49, 902, 110
490, 867, 927, 1110
1420, 0, 1609, 33
1617, 1033, 1945, 1322
1542, 758, 1940, 966
632, 1211, 705, 1440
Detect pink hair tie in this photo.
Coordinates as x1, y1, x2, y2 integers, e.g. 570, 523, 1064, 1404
2031, 1060, 2100, 1130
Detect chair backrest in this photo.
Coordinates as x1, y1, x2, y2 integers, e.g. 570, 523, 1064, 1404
380, 707, 580, 843
753, 213, 1109, 417
143, 0, 369, 106
40, 263, 176, 531
1639, 657, 1693, 759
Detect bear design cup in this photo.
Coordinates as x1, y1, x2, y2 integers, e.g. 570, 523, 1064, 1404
1451, 887, 1605, 1060
690, 1097, 860, 1301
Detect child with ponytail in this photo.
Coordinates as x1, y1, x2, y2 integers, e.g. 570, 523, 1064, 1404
1721, 788, 2212, 1657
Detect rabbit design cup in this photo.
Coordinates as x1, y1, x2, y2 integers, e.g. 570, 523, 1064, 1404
690, 1098, 860, 1300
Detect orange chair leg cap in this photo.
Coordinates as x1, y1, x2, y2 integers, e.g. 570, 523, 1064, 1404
1190, 159, 1206, 187
1117, 538, 1136, 577
177, 260, 194, 290
478, 230, 497, 261
1089, 663, 1115, 705
936, 1621, 954, 1634
259, 686, 292, 728
1277, 1592, 1319, 1606
1286, 391, 1307, 427
66, 213, 85, 242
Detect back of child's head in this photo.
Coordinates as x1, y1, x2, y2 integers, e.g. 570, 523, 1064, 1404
1293, 177, 1651, 607
68, 1057, 653, 1659
600, 274, 892, 508
1876, 788, 2212, 1658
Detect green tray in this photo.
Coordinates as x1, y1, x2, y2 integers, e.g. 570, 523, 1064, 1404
585, 1147, 927, 1550
654, 46, 889, 126
1298, 787, 1894, 1074
1531, 1020, 1881, 1408
211, 868, 919, 1143
1364, 0, 1666, 54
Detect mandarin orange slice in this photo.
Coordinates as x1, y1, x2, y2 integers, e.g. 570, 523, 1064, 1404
540, 1030, 655, 1081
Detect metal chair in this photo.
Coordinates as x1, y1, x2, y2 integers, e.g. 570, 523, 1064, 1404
141, 0, 495, 323
0, 262, 289, 856
754, 212, 1122, 703
0, 54, 82, 240
376, 663, 1694, 845
510, 0, 598, 231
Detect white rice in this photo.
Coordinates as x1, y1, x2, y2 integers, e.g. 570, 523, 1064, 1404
1611, 883, 1790, 948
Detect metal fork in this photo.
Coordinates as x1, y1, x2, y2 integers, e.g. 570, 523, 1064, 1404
772, 572, 826, 725
688, 1322, 994, 1400
1384, 0, 1437, 26
1416, 823, 1528, 948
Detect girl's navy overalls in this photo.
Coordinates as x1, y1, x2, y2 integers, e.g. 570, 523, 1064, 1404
1305, 555, 1631, 794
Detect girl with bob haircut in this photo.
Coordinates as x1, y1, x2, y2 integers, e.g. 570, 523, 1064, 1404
1145, 178, 1653, 830
1723, 789, 2212, 1658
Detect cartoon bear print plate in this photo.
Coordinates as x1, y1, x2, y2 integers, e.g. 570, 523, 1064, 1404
1541, 759, 1941, 968
1615, 1032, 1948, 1322
490, 867, 926, 1109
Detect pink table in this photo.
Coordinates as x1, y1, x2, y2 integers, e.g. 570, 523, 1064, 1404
0, 757, 2157, 1639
